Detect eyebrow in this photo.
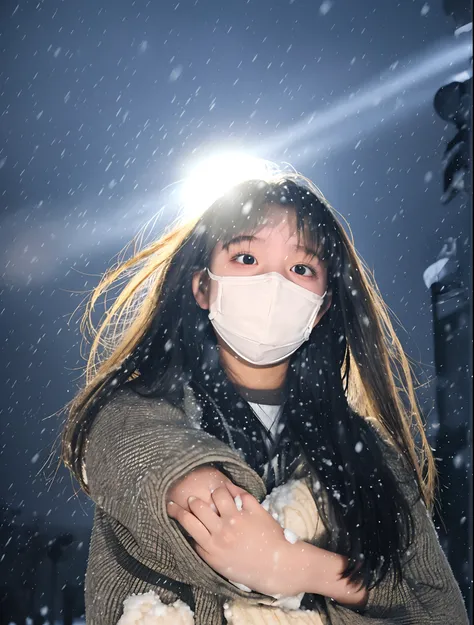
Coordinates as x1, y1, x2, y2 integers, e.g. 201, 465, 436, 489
222, 234, 320, 260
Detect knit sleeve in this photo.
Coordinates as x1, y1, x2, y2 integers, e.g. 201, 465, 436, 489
83, 385, 269, 603
323, 438, 469, 625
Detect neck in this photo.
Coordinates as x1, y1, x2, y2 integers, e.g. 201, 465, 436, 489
217, 341, 289, 390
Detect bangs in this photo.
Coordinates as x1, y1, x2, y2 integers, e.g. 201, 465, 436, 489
199, 177, 339, 277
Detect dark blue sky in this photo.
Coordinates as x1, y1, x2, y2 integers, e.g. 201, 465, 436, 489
0, 0, 471, 529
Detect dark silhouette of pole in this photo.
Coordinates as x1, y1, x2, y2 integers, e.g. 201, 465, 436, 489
46, 534, 74, 625
431, 3, 472, 620
424, 238, 471, 619
62, 584, 75, 625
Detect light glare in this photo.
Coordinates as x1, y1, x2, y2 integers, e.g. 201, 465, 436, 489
181, 153, 278, 216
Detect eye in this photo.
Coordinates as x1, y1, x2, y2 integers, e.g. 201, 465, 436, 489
233, 253, 257, 266
291, 264, 316, 277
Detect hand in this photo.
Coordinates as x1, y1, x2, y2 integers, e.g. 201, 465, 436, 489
166, 465, 238, 512
167, 481, 300, 597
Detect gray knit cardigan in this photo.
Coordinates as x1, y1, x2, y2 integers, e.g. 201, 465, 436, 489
82, 384, 469, 625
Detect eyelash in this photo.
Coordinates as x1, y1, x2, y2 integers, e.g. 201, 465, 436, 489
230, 251, 318, 277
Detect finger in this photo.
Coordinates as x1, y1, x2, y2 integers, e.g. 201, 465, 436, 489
223, 480, 249, 499
239, 492, 262, 513
167, 501, 212, 549
211, 485, 240, 517
187, 496, 222, 534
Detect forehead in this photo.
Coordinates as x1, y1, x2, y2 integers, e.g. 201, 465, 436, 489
211, 204, 325, 266
242, 203, 299, 238
218, 203, 304, 243
201, 184, 334, 267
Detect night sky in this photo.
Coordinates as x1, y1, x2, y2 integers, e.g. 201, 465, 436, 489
0, 0, 471, 534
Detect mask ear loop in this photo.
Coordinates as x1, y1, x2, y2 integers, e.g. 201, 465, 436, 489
304, 290, 329, 340
206, 267, 221, 319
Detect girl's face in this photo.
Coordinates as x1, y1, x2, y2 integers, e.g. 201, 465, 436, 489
193, 203, 331, 321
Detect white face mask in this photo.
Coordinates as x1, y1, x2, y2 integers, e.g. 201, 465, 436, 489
207, 268, 327, 366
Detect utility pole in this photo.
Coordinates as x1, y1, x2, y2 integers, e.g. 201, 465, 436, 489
429, 1, 472, 620
46, 533, 74, 625
423, 239, 471, 610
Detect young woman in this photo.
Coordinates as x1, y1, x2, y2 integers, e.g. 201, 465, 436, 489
61, 172, 469, 625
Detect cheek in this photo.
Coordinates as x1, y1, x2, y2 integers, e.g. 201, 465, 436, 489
209, 246, 226, 272
209, 248, 235, 276
304, 279, 327, 296
316, 269, 329, 296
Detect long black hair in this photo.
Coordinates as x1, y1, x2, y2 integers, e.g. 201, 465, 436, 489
62, 174, 434, 591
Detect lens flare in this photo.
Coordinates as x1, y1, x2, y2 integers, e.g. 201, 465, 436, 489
180, 152, 279, 216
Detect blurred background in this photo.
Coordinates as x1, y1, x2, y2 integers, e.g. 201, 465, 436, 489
0, 0, 472, 623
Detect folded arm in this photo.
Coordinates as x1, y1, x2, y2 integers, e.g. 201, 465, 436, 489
83, 385, 268, 602
166, 424, 469, 623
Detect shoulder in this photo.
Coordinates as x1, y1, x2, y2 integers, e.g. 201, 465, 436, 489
92, 382, 189, 430
364, 416, 394, 446
365, 416, 422, 504
364, 416, 405, 464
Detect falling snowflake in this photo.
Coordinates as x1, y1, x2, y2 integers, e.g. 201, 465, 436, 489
319, 1, 333, 16
242, 200, 253, 215
169, 65, 183, 82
